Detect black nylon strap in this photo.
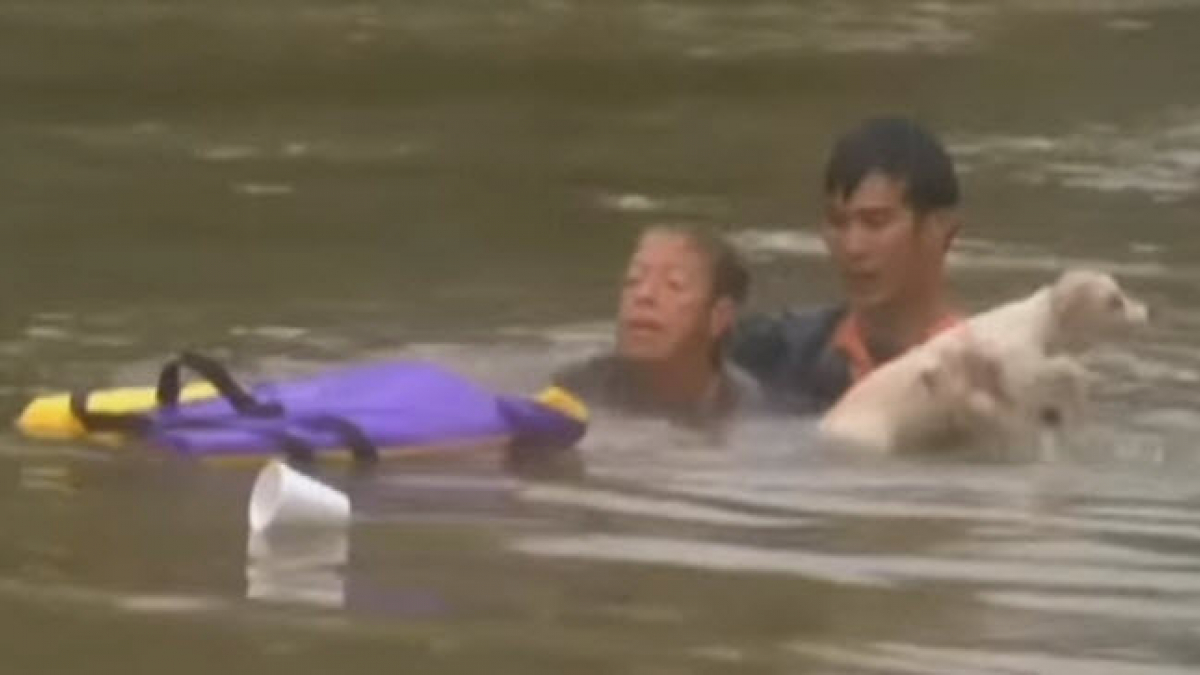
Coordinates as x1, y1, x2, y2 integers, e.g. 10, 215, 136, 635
275, 431, 317, 466
266, 418, 377, 466
156, 351, 282, 417
297, 415, 379, 464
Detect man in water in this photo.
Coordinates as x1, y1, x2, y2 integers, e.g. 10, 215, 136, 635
729, 116, 963, 412
552, 224, 761, 425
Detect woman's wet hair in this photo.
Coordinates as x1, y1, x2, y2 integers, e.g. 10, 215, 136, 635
641, 224, 750, 304
824, 116, 960, 216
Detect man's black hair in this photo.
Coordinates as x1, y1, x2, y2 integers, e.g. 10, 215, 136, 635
824, 116, 960, 215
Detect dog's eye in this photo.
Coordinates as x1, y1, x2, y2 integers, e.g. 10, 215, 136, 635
1106, 293, 1124, 311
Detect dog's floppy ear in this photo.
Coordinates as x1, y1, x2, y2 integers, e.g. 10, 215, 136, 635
1049, 269, 1089, 313
1049, 269, 1105, 344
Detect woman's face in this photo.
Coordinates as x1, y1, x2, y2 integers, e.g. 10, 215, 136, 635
617, 231, 724, 364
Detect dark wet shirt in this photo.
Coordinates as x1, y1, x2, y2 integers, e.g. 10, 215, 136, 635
727, 304, 962, 415
727, 305, 852, 415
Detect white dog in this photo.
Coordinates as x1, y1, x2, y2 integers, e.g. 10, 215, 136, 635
819, 269, 1148, 453
960, 268, 1149, 355
815, 335, 1014, 452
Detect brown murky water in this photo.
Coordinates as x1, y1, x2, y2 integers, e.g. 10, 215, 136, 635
3, 1, 1200, 673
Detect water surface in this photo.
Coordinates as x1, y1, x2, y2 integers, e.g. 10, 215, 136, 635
3, 1, 1200, 672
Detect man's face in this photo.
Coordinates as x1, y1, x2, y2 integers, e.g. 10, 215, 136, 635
822, 172, 952, 314
617, 231, 724, 363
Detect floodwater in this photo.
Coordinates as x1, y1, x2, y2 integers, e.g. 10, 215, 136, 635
3, 1, 1200, 673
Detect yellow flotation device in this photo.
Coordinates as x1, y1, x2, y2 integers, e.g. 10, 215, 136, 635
16, 382, 220, 442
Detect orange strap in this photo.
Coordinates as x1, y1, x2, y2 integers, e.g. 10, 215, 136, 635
832, 311, 963, 383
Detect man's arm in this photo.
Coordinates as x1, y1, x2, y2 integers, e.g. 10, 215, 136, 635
727, 306, 850, 414
727, 314, 791, 385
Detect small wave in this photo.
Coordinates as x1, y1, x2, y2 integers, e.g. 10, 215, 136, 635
930, 537, 1200, 569
952, 108, 1200, 201
520, 484, 813, 528
116, 594, 227, 614
727, 229, 827, 260
229, 325, 311, 341
23, 326, 72, 341
514, 532, 1200, 593
654, 481, 1200, 543
195, 140, 418, 164
0, 576, 228, 616
513, 534, 890, 585
232, 183, 294, 197
985, 590, 1200, 623
787, 641, 1196, 675
639, 1, 986, 59
597, 192, 661, 213
195, 145, 261, 162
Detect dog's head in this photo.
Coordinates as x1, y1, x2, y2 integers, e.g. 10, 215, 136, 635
1048, 269, 1148, 351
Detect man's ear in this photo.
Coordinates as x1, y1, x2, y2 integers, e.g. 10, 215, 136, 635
941, 212, 961, 252
922, 209, 960, 253
709, 296, 737, 340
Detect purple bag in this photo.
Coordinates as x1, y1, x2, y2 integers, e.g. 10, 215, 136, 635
71, 353, 586, 462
